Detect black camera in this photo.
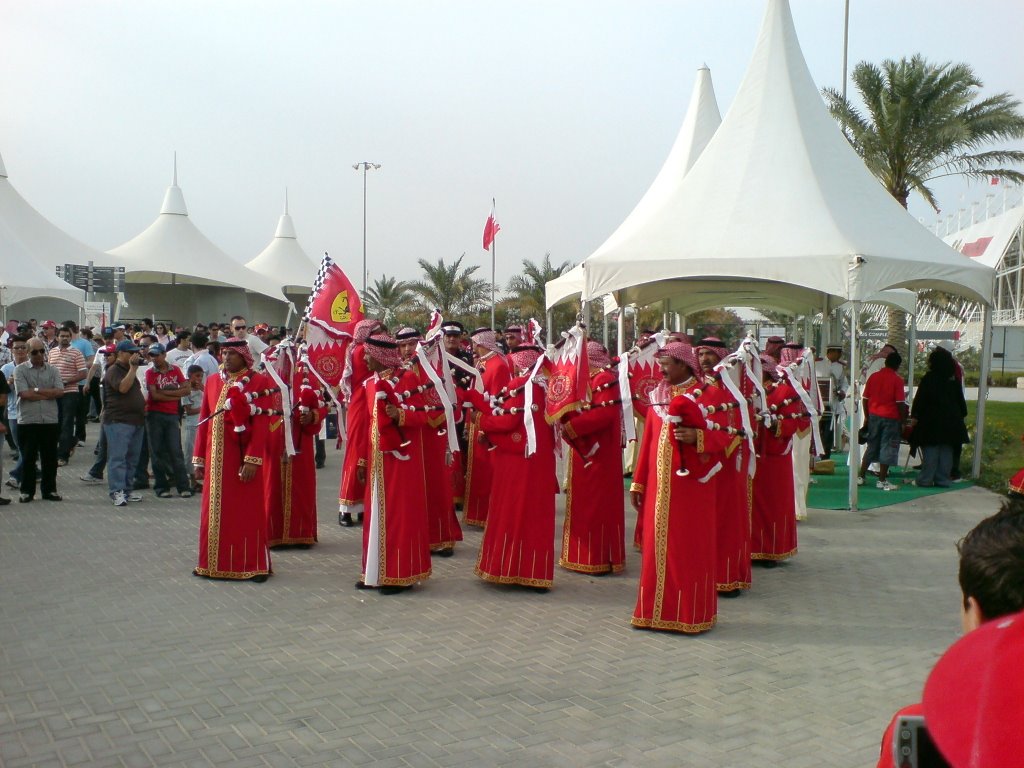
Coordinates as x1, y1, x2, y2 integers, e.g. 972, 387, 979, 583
893, 715, 951, 768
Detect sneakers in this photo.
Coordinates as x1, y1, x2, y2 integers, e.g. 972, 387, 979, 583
112, 491, 127, 507
5, 478, 19, 490
856, 476, 864, 486
876, 480, 897, 491
126, 493, 143, 503
80, 473, 103, 483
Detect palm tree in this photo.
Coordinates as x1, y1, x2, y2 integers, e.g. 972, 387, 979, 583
506, 253, 574, 318
823, 55, 1024, 351
410, 254, 490, 318
363, 275, 412, 327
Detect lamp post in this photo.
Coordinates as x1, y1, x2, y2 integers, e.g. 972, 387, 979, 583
352, 162, 381, 296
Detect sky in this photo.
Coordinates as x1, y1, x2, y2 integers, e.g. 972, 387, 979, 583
2, 0, 1023, 295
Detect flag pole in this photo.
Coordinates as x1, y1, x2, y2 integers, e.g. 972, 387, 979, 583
490, 198, 496, 330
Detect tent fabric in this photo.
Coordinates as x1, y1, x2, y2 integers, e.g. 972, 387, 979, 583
942, 205, 1024, 270
108, 169, 287, 304
0, 152, 91, 307
580, 0, 994, 307
546, 65, 722, 312
245, 197, 318, 294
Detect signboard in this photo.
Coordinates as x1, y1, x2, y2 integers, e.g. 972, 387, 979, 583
56, 262, 125, 293
83, 301, 111, 330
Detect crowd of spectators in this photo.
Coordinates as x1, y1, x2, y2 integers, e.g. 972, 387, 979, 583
0, 315, 290, 506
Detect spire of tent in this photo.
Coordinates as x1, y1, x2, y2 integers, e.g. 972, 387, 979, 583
580, 0, 993, 307
284, 187, 289, 215
274, 188, 297, 239
161, 153, 187, 216
246, 195, 317, 291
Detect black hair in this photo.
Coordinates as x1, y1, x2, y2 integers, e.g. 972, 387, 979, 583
187, 365, 204, 377
884, 351, 902, 369
957, 498, 1024, 620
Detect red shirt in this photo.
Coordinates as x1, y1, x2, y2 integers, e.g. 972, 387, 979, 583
145, 364, 186, 414
864, 367, 905, 420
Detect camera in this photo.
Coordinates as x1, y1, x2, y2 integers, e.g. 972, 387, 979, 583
893, 715, 951, 768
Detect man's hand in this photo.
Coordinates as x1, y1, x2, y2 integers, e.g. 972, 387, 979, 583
239, 463, 257, 483
630, 490, 642, 511
299, 410, 314, 426
194, 466, 204, 484
82, 380, 91, 393
385, 404, 400, 420
357, 465, 366, 484
673, 426, 698, 444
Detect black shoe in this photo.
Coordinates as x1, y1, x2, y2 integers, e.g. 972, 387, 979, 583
0, 497, 10, 506
339, 512, 355, 527
356, 512, 364, 525
133, 481, 150, 490
379, 585, 410, 595
434, 547, 455, 558
755, 560, 779, 569
526, 586, 550, 594
315, 462, 325, 469
354, 580, 372, 590
251, 574, 269, 583
719, 589, 742, 598
18, 494, 33, 503
42, 493, 63, 502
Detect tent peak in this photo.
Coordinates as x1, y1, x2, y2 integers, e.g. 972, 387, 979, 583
160, 153, 188, 216
274, 207, 297, 239
283, 187, 289, 216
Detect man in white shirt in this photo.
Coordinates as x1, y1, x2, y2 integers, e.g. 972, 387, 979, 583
229, 315, 267, 359
165, 332, 193, 370
183, 333, 219, 382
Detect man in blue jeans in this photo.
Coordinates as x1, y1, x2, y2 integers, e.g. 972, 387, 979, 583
144, 344, 193, 498
102, 340, 146, 507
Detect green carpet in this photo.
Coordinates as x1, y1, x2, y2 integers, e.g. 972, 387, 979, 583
807, 452, 972, 510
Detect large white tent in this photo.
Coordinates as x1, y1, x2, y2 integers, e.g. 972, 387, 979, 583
108, 161, 288, 325
245, 191, 318, 314
579, 0, 994, 310
0, 151, 87, 319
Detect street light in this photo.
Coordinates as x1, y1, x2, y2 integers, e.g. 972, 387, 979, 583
352, 162, 381, 296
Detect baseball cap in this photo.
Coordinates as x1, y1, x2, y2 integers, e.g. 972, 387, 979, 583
147, 343, 166, 356
41, 320, 57, 329
101, 344, 117, 355
115, 340, 140, 353
922, 609, 1024, 768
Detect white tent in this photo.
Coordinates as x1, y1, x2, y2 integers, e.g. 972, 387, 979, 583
546, 64, 722, 312
580, 0, 994, 309
109, 161, 288, 324
245, 191, 318, 308
0, 151, 88, 314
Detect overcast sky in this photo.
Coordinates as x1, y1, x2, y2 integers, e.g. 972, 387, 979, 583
2, 0, 1023, 292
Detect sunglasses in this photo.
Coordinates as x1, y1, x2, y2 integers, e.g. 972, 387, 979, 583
233, 325, 247, 331
29, 349, 46, 356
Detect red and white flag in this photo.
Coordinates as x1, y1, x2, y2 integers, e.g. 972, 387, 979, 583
302, 253, 365, 386
545, 324, 590, 424
482, 199, 500, 251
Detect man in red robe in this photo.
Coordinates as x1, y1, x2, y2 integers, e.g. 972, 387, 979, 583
629, 340, 733, 633
192, 339, 275, 582
462, 328, 512, 527
468, 343, 557, 590
265, 343, 326, 548
338, 319, 381, 527
696, 337, 751, 598
751, 354, 808, 565
356, 333, 432, 595
559, 341, 625, 575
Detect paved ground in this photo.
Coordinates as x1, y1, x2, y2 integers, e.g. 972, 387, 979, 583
0, 435, 1004, 768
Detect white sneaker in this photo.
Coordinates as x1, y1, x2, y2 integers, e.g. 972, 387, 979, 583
876, 480, 897, 491
80, 474, 103, 483
112, 491, 127, 507
856, 477, 864, 486
126, 492, 143, 503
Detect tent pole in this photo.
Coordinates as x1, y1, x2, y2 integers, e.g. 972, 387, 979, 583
848, 302, 860, 511
616, 294, 625, 356
602, 302, 609, 348
907, 311, 917, 403
973, 304, 994, 479
545, 308, 553, 346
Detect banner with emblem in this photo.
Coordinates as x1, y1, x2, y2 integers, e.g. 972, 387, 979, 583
544, 323, 590, 424
302, 252, 365, 386
628, 333, 666, 417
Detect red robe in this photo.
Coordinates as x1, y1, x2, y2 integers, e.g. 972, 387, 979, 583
339, 344, 372, 515
266, 373, 326, 547
193, 369, 273, 580
699, 376, 751, 592
463, 352, 512, 527
410, 360, 463, 551
361, 369, 432, 587
559, 369, 625, 574
629, 380, 732, 633
474, 375, 558, 588
751, 381, 807, 561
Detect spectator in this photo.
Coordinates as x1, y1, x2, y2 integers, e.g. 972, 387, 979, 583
858, 351, 906, 492
144, 344, 193, 498
0, 334, 14, 454
184, 333, 219, 381
876, 499, 1024, 768
207, 322, 227, 342
81, 344, 117, 484
3, 337, 29, 489
140, 318, 155, 338
909, 348, 969, 488
165, 332, 192, 370
14, 337, 64, 502
0, 350, 9, 505
48, 327, 88, 466
182, 365, 204, 491
64, 321, 95, 450
131, 335, 156, 491
40, 319, 59, 349
229, 315, 268, 358
103, 340, 146, 507
154, 322, 172, 347
110, 324, 127, 344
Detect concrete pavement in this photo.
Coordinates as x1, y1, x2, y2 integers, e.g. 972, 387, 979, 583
0, 436, 1003, 767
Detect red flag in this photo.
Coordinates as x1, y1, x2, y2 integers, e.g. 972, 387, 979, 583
991, 177, 1001, 186
302, 253, 365, 385
545, 325, 590, 423
482, 200, 500, 251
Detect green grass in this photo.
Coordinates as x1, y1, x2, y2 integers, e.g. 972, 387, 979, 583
964, 401, 1024, 493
